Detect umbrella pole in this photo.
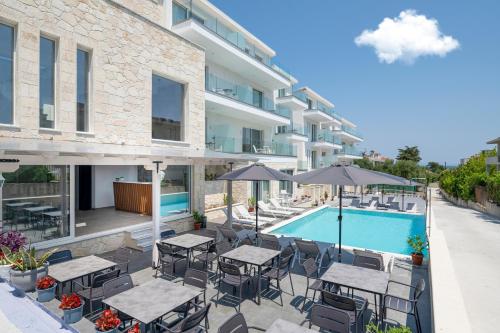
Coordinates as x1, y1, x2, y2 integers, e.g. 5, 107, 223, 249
402, 187, 405, 212
338, 186, 343, 263
255, 181, 259, 234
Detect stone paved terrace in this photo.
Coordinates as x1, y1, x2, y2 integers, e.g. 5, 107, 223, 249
93, 231, 432, 333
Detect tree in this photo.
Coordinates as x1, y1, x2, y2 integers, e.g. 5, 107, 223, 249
392, 160, 419, 179
396, 146, 421, 163
426, 161, 444, 173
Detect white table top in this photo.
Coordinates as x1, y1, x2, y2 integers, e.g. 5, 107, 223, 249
161, 234, 214, 249
49, 255, 116, 283
221, 245, 281, 267
103, 278, 201, 324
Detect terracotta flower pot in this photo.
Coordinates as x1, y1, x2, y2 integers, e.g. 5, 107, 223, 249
411, 253, 424, 266
194, 223, 201, 230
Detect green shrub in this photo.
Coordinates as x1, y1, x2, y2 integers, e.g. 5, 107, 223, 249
366, 322, 412, 333
486, 173, 500, 204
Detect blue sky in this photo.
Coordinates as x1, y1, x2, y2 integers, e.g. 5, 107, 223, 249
210, 0, 500, 165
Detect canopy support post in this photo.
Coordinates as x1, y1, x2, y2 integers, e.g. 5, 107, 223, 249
338, 186, 343, 263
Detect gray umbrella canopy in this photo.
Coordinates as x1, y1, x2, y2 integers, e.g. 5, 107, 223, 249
292, 165, 410, 263
217, 163, 293, 233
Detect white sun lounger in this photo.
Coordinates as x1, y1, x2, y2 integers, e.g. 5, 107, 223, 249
350, 199, 360, 208
258, 201, 294, 217
235, 205, 276, 223
405, 202, 418, 213
269, 198, 305, 213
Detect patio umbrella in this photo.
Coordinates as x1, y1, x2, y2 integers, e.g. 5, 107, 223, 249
293, 165, 409, 262
370, 171, 424, 211
218, 163, 293, 233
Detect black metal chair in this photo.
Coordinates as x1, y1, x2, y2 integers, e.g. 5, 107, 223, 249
352, 249, 384, 317
174, 268, 209, 328
258, 234, 280, 250
262, 253, 295, 306
155, 242, 186, 278
74, 268, 120, 313
309, 304, 351, 333
157, 304, 211, 333
217, 313, 265, 333
192, 242, 218, 271
102, 247, 131, 275
102, 274, 134, 327
216, 260, 253, 312
383, 279, 426, 333
294, 239, 331, 274
218, 227, 241, 247
301, 258, 323, 313
47, 249, 72, 265
321, 290, 368, 333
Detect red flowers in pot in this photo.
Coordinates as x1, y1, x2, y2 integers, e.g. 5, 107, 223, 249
95, 309, 121, 332
59, 293, 82, 310
36, 276, 56, 290
128, 323, 141, 333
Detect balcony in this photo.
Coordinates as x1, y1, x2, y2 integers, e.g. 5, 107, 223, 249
297, 160, 308, 171
335, 125, 363, 142
337, 145, 363, 159
275, 125, 308, 142
172, 1, 291, 89
205, 72, 290, 125
310, 130, 342, 149
276, 90, 308, 112
205, 135, 296, 157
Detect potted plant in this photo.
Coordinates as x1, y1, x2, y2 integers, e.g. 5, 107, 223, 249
366, 322, 411, 333
36, 276, 57, 302
324, 191, 329, 201
247, 197, 256, 212
193, 210, 202, 230
1, 244, 56, 292
59, 293, 84, 324
95, 309, 121, 333
407, 235, 427, 266
0, 231, 26, 281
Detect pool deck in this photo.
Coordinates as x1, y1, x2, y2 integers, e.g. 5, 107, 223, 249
430, 188, 500, 332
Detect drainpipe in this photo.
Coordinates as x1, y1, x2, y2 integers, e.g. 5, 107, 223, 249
151, 161, 163, 268
227, 162, 234, 227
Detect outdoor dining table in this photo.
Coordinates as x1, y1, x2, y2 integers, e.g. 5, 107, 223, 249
265, 318, 316, 333
161, 233, 214, 267
220, 244, 281, 305
102, 278, 202, 332
320, 262, 390, 321
49, 255, 116, 294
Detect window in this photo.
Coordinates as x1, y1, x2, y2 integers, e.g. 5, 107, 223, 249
76, 49, 90, 132
172, 2, 188, 24
152, 74, 184, 141
251, 180, 269, 201
242, 127, 263, 153
252, 89, 263, 108
0, 23, 14, 124
307, 98, 312, 109
39, 36, 56, 129
138, 165, 191, 218
1, 165, 70, 243
279, 169, 294, 195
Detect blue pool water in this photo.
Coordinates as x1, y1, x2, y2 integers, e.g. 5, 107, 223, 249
270, 207, 426, 255
160, 192, 189, 217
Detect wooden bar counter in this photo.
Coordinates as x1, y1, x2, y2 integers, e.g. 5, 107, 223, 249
113, 181, 152, 215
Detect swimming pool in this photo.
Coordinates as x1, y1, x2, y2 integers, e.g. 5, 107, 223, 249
268, 207, 426, 255
160, 192, 189, 217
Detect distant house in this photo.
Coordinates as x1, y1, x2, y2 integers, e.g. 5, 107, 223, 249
486, 138, 500, 171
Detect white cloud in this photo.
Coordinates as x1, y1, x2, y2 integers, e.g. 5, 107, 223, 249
355, 10, 459, 64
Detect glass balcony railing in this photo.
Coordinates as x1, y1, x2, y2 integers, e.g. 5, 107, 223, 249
297, 160, 308, 171
341, 125, 363, 139
312, 130, 342, 145
173, 1, 292, 81
206, 72, 289, 118
276, 125, 306, 136
340, 145, 363, 156
277, 89, 308, 104
319, 156, 337, 167
205, 135, 296, 156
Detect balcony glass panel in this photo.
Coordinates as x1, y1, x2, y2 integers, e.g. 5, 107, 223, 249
205, 135, 296, 156
341, 145, 363, 156
276, 124, 305, 136
341, 125, 363, 139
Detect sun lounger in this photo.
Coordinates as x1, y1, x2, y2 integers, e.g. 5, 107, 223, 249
223, 207, 255, 225
405, 202, 418, 213
269, 198, 305, 213
350, 199, 360, 208
235, 205, 276, 223
360, 199, 378, 210
389, 201, 400, 210
258, 201, 294, 217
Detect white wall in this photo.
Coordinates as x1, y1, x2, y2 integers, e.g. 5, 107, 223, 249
92, 166, 138, 208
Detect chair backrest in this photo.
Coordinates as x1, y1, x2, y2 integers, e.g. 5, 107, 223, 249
238, 238, 253, 246
372, 196, 379, 202
103, 274, 134, 299
236, 206, 251, 219
295, 239, 320, 257
92, 269, 120, 288
219, 227, 238, 242
353, 249, 384, 271
406, 202, 417, 212
218, 313, 248, 333
310, 304, 350, 333
179, 303, 211, 332
321, 290, 356, 312
260, 238, 280, 250
184, 268, 208, 290
160, 230, 176, 239
269, 198, 283, 209
157, 242, 176, 256
258, 201, 270, 211
218, 260, 241, 277
350, 199, 360, 207
281, 244, 294, 258
278, 253, 294, 272
47, 249, 72, 265
368, 200, 378, 208
259, 233, 278, 242
413, 279, 426, 301
387, 196, 395, 203
302, 258, 318, 278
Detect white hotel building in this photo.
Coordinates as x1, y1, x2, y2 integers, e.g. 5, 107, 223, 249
0, 0, 363, 255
